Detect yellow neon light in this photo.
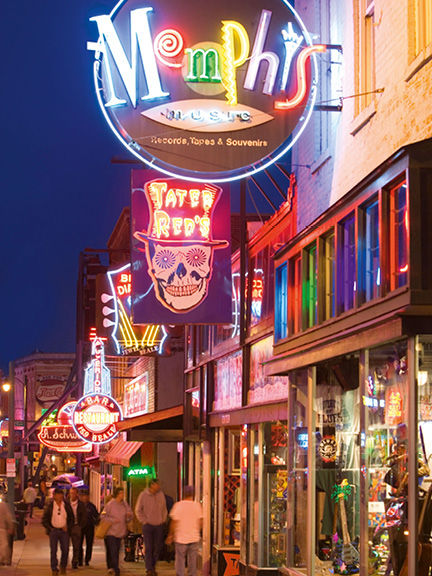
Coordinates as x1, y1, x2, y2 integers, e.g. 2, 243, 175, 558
118, 299, 138, 347
274, 45, 326, 110
221, 21, 250, 105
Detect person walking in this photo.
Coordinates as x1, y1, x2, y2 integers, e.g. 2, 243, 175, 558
23, 479, 38, 518
135, 478, 168, 576
68, 487, 87, 569
79, 490, 99, 567
166, 486, 203, 576
0, 500, 14, 566
42, 488, 74, 576
101, 486, 133, 576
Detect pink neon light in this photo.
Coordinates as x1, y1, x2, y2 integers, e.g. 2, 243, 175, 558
154, 29, 184, 68
274, 45, 326, 110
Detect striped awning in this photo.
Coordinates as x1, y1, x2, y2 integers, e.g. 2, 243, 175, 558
102, 437, 143, 467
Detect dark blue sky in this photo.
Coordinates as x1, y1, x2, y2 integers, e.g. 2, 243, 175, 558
0, 1, 132, 370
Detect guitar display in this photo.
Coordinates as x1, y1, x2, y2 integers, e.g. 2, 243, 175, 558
331, 479, 359, 575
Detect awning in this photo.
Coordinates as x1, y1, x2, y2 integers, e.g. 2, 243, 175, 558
102, 437, 143, 467
118, 405, 184, 442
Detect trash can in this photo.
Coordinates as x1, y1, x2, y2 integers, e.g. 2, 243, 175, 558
124, 533, 139, 562
14, 501, 27, 540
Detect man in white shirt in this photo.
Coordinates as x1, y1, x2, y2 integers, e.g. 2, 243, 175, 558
23, 480, 37, 518
166, 486, 203, 576
42, 488, 74, 576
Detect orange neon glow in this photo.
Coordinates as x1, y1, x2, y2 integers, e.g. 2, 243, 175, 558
274, 44, 326, 110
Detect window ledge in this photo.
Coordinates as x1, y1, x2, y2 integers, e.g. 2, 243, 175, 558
349, 101, 377, 136
310, 150, 331, 174
405, 43, 432, 82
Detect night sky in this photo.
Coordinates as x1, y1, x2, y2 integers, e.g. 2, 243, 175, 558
0, 1, 132, 370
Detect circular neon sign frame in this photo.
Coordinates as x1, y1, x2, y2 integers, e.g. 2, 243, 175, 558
90, 0, 320, 183
72, 393, 123, 445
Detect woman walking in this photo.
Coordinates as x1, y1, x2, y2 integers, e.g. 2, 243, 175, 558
102, 487, 133, 576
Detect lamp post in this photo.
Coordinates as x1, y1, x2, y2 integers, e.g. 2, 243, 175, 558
5, 361, 15, 514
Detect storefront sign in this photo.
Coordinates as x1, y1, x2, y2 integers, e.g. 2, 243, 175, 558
248, 337, 288, 404
319, 435, 337, 463
38, 401, 92, 453
35, 378, 67, 405
126, 466, 154, 477
73, 334, 123, 444
72, 394, 122, 444
101, 264, 166, 355
214, 351, 242, 411
88, 0, 323, 182
6, 458, 16, 478
132, 171, 232, 324
124, 373, 149, 418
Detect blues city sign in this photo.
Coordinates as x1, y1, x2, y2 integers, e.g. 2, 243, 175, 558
88, 0, 324, 182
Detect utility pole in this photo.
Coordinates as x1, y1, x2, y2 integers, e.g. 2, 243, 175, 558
7, 361, 15, 514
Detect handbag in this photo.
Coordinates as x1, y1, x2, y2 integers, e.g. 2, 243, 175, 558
95, 518, 112, 539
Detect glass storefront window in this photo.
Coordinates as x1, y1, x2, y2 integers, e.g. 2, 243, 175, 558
315, 358, 360, 574
287, 370, 308, 570
364, 198, 380, 301
338, 213, 356, 313
390, 182, 408, 290
304, 242, 318, 328
365, 341, 409, 576
248, 422, 288, 568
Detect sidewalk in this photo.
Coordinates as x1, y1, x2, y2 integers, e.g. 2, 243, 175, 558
4, 510, 176, 576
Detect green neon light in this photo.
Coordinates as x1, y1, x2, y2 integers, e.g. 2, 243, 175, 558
185, 47, 222, 82
127, 467, 153, 477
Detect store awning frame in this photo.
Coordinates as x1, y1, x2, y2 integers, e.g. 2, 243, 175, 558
118, 405, 184, 442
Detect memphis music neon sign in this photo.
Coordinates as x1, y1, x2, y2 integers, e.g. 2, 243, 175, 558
88, 0, 324, 181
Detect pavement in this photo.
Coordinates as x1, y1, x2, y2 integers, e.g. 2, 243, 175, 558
4, 509, 176, 576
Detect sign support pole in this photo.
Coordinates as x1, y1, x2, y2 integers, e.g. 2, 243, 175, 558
7, 361, 15, 514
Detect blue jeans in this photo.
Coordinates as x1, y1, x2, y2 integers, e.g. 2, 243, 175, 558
142, 524, 164, 571
105, 535, 121, 576
175, 542, 199, 576
49, 528, 69, 571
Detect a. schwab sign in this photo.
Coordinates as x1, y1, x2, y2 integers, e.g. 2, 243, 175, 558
88, 0, 324, 182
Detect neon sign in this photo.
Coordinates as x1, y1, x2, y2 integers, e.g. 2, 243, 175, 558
73, 335, 123, 444
127, 466, 154, 477
38, 402, 92, 453
103, 263, 166, 355
124, 373, 149, 418
132, 173, 232, 324
88, 0, 324, 182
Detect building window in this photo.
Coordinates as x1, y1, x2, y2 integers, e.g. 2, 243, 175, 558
364, 198, 380, 301
304, 243, 318, 328
390, 182, 408, 290
338, 213, 356, 313
275, 263, 288, 341
289, 254, 302, 334
415, 0, 432, 55
355, 0, 375, 114
322, 231, 335, 320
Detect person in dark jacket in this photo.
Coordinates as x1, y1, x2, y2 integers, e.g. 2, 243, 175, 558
78, 490, 99, 566
42, 488, 74, 576
67, 487, 87, 569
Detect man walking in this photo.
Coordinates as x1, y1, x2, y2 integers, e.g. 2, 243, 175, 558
79, 490, 99, 566
23, 480, 37, 518
166, 486, 203, 576
135, 479, 167, 576
68, 487, 87, 569
42, 488, 74, 576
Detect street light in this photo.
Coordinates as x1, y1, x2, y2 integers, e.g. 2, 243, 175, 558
2, 382, 11, 393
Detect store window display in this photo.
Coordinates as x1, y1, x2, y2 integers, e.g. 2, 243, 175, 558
315, 358, 360, 576
365, 342, 412, 576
